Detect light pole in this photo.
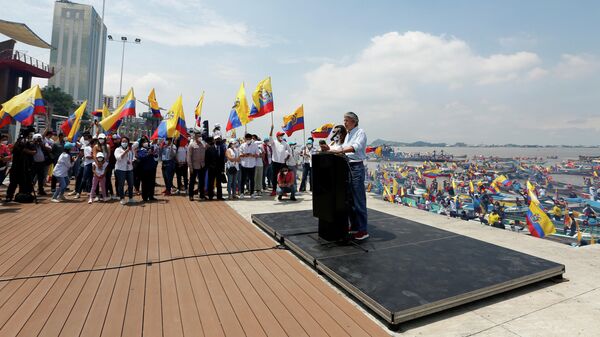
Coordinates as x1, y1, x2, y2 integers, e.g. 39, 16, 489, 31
107, 35, 141, 100
107, 35, 141, 137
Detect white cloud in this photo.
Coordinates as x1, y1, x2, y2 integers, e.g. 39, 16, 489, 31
103, 0, 269, 47
297, 31, 600, 144
554, 53, 599, 79
499, 33, 538, 49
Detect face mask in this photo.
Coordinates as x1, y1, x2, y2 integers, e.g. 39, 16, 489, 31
142, 142, 149, 148
307, 144, 313, 149
1, 141, 7, 145
83, 140, 89, 146
99, 139, 105, 144
121, 142, 128, 149
98, 157, 105, 162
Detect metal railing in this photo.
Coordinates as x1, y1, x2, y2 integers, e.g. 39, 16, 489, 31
0, 49, 54, 74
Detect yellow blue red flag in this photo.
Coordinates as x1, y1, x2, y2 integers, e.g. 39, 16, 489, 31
151, 95, 188, 139
148, 88, 162, 119
100, 88, 136, 132
226, 83, 250, 131
60, 100, 87, 141
195, 91, 204, 127
250, 77, 274, 119
311, 123, 333, 138
282, 105, 304, 137
526, 199, 556, 238
0, 84, 45, 126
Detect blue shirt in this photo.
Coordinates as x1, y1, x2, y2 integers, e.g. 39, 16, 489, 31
343, 127, 367, 162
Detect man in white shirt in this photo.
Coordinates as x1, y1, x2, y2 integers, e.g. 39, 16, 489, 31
268, 126, 291, 196
239, 133, 260, 198
299, 138, 318, 192
327, 112, 368, 240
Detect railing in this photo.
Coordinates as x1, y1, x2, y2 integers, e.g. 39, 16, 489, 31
0, 49, 54, 74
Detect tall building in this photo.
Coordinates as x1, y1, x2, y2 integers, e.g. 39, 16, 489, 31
103, 95, 114, 110
48, 0, 106, 113
114, 95, 125, 108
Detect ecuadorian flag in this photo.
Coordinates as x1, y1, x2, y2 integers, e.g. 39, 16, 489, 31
0, 85, 45, 126
60, 101, 87, 141
282, 105, 304, 137
148, 88, 162, 119
194, 92, 204, 127
99, 88, 136, 132
311, 123, 333, 138
249, 77, 274, 119
226, 83, 249, 132
151, 95, 188, 140
526, 200, 556, 238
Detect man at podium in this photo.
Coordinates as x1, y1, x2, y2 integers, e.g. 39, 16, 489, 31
323, 112, 369, 240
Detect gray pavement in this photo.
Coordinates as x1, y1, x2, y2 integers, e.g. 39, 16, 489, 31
227, 191, 600, 337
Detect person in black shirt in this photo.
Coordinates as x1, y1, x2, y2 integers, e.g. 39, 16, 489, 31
205, 136, 226, 200
5, 127, 36, 202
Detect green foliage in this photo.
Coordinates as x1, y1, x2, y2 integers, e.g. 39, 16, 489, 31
41, 86, 75, 117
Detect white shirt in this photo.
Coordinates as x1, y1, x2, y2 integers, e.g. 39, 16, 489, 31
93, 161, 108, 175
115, 146, 134, 171
342, 127, 367, 162
83, 145, 94, 165
53, 153, 72, 177
176, 147, 187, 163
254, 141, 263, 167
239, 141, 259, 168
269, 138, 292, 164
160, 144, 176, 161
226, 148, 239, 170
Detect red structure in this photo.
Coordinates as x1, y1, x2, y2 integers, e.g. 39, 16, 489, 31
0, 20, 53, 104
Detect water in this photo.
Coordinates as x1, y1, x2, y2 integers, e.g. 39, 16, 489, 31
369, 147, 600, 188
392, 146, 600, 161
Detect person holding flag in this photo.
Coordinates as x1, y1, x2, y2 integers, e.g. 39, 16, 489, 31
268, 125, 292, 196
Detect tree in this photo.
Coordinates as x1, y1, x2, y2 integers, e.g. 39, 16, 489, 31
41, 85, 75, 117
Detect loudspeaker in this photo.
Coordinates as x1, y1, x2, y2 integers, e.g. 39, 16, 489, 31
202, 120, 209, 140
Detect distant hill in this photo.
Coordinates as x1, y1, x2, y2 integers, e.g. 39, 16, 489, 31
370, 139, 447, 147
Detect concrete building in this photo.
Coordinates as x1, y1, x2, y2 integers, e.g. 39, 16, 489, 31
48, 0, 106, 112
103, 94, 114, 110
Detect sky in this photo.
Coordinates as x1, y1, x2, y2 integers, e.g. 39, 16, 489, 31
3, 0, 600, 145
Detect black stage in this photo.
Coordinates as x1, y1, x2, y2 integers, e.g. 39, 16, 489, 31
252, 209, 565, 326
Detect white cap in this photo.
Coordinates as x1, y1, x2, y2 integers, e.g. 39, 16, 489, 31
33, 133, 42, 139
98, 133, 106, 139
96, 152, 105, 158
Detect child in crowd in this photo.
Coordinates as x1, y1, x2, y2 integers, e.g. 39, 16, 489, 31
89, 152, 109, 203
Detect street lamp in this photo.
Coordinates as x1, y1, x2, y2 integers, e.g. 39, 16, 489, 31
107, 35, 141, 102
107, 35, 141, 137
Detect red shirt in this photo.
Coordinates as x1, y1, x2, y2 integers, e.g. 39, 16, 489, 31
277, 170, 294, 187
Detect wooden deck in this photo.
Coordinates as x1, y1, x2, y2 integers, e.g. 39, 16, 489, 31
0, 194, 389, 336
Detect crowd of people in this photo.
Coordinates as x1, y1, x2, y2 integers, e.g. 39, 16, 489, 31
0, 112, 370, 240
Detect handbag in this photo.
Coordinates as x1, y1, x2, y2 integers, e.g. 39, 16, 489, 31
226, 166, 237, 175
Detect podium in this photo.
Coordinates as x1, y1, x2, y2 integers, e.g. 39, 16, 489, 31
312, 152, 350, 241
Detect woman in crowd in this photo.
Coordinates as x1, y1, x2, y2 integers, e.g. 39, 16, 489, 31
137, 136, 158, 202
114, 136, 135, 205
225, 139, 240, 199
175, 138, 188, 194
51, 142, 74, 202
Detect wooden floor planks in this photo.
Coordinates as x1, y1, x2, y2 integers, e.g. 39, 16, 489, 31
0, 191, 389, 337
